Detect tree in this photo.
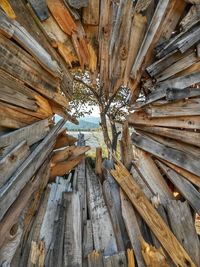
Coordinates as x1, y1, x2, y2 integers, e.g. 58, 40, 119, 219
70, 70, 129, 152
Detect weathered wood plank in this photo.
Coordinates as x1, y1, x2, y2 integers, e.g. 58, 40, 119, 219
0, 160, 50, 248
110, 158, 196, 267
146, 98, 200, 118
0, 141, 30, 188
88, 251, 104, 267
140, 238, 169, 267
135, 125, 200, 148
132, 146, 173, 206
103, 251, 127, 267
63, 192, 82, 267
157, 161, 200, 215
166, 200, 200, 266
120, 190, 145, 267
0, 35, 68, 108
83, 0, 99, 25
86, 163, 117, 256
50, 154, 86, 179
0, 119, 50, 152
0, 119, 65, 220
0, 10, 61, 78
128, 110, 200, 129
28, 0, 49, 21
131, 132, 200, 177
103, 180, 125, 252
158, 159, 200, 188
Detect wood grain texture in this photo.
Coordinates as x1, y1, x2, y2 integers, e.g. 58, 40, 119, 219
110, 157, 196, 267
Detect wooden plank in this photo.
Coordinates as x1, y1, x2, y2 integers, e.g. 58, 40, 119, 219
52, 146, 90, 164
0, 160, 50, 248
155, 52, 200, 82
50, 154, 86, 179
120, 190, 145, 267
46, 0, 77, 35
129, 0, 173, 100
158, 159, 200, 188
0, 119, 50, 152
86, 163, 118, 256
166, 200, 200, 266
0, 141, 30, 188
83, 220, 93, 258
166, 87, 200, 102
28, 0, 49, 21
103, 160, 129, 249
155, 70, 200, 91
63, 192, 82, 267
0, 35, 68, 108
95, 147, 102, 178
110, 158, 196, 267
124, 13, 147, 85
140, 237, 169, 267
120, 122, 133, 170
145, 98, 200, 118
67, 0, 88, 9
0, 0, 16, 19
0, 119, 65, 220
131, 132, 200, 177
132, 146, 173, 206
83, 0, 99, 25
98, 0, 112, 98
135, 125, 200, 148
103, 252, 127, 267
139, 131, 200, 158
88, 251, 104, 267
128, 110, 200, 129
39, 177, 69, 256
157, 161, 200, 215
0, 10, 61, 78
103, 180, 125, 252
54, 130, 77, 148
76, 159, 87, 227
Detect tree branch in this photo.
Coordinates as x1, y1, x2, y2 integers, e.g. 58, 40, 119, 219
73, 76, 99, 100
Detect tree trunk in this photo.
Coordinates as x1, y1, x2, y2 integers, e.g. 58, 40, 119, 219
99, 110, 112, 151
110, 120, 120, 152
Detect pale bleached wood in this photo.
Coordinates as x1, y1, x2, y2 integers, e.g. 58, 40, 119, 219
0, 119, 64, 220
0, 119, 50, 154
132, 146, 173, 206
110, 158, 196, 267
157, 161, 200, 215
120, 189, 145, 267
0, 141, 30, 188
0, 160, 50, 248
83, 220, 93, 258
63, 192, 82, 267
103, 251, 127, 267
86, 163, 118, 256
103, 180, 125, 252
166, 200, 200, 266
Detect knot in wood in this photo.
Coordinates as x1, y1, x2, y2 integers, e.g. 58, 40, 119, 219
120, 45, 128, 60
